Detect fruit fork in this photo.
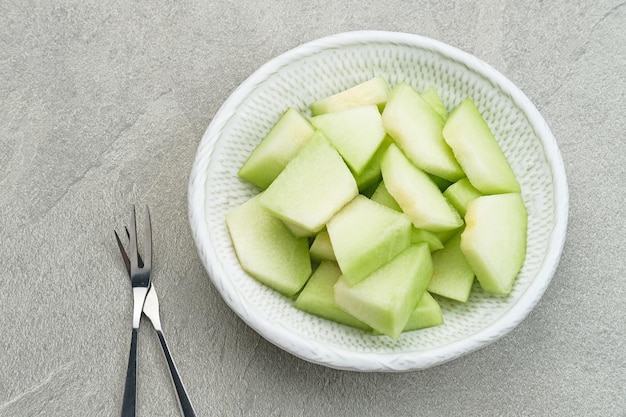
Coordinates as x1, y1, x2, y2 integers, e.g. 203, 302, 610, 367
115, 206, 152, 417
115, 211, 197, 417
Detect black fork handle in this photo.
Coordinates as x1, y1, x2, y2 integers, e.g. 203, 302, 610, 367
156, 330, 197, 417
121, 328, 138, 417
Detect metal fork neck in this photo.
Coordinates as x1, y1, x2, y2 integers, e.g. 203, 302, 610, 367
132, 287, 149, 328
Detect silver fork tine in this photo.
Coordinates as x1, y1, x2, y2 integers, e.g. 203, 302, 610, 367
142, 206, 152, 271
129, 205, 139, 275
115, 227, 143, 275
114, 230, 131, 274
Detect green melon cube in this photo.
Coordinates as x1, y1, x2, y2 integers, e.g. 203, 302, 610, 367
443, 178, 482, 217
370, 181, 402, 212
354, 135, 393, 193
238, 108, 315, 189
428, 230, 475, 302
226, 194, 312, 297
334, 243, 434, 339
370, 181, 445, 251
461, 193, 527, 294
260, 131, 358, 236
442, 98, 521, 194
294, 261, 371, 331
309, 229, 336, 262
381, 143, 464, 232
311, 105, 386, 176
309, 77, 390, 116
404, 291, 444, 331
382, 83, 464, 181
410, 229, 444, 252
327, 195, 412, 286
421, 85, 448, 120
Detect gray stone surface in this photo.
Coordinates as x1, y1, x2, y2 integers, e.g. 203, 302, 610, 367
1, 1, 624, 416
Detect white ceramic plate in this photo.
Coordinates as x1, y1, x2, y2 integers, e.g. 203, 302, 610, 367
188, 31, 568, 372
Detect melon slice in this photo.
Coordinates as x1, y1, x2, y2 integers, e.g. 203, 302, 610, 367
442, 98, 520, 194
370, 181, 444, 251
309, 229, 335, 262
404, 291, 444, 331
428, 230, 475, 302
370, 181, 402, 212
311, 105, 386, 176
327, 195, 412, 286
461, 193, 527, 294
334, 243, 433, 339
443, 177, 482, 217
226, 194, 312, 297
382, 83, 463, 181
410, 229, 444, 252
381, 144, 463, 232
354, 135, 393, 193
421, 85, 448, 120
238, 108, 314, 189
309, 77, 390, 116
260, 131, 358, 236
294, 261, 371, 331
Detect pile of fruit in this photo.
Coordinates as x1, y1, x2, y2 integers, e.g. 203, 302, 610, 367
226, 77, 527, 339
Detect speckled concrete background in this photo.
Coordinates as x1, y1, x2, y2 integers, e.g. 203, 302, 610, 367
1, 1, 624, 416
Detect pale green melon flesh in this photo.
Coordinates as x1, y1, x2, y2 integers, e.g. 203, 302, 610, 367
309, 229, 336, 261
461, 193, 527, 294
226, 194, 312, 297
309, 77, 390, 116
238, 108, 315, 189
354, 135, 393, 193
311, 105, 386, 176
429, 174, 453, 192
260, 131, 358, 236
294, 261, 371, 331
327, 195, 412, 286
443, 177, 482, 217
381, 144, 464, 232
382, 83, 463, 181
370, 181, 402, 212
403, 291, 444, 331
370, 182, 444, 251
442, 98, 521, 194
428, 230, 475, 302
334, 243, 433, 339
282, 219, 315, 238
410, 229, 444, 252
435, 228, 461, 245
421, 85, 448, 120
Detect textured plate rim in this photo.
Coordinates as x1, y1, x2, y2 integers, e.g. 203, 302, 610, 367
188, 30, 569, 372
